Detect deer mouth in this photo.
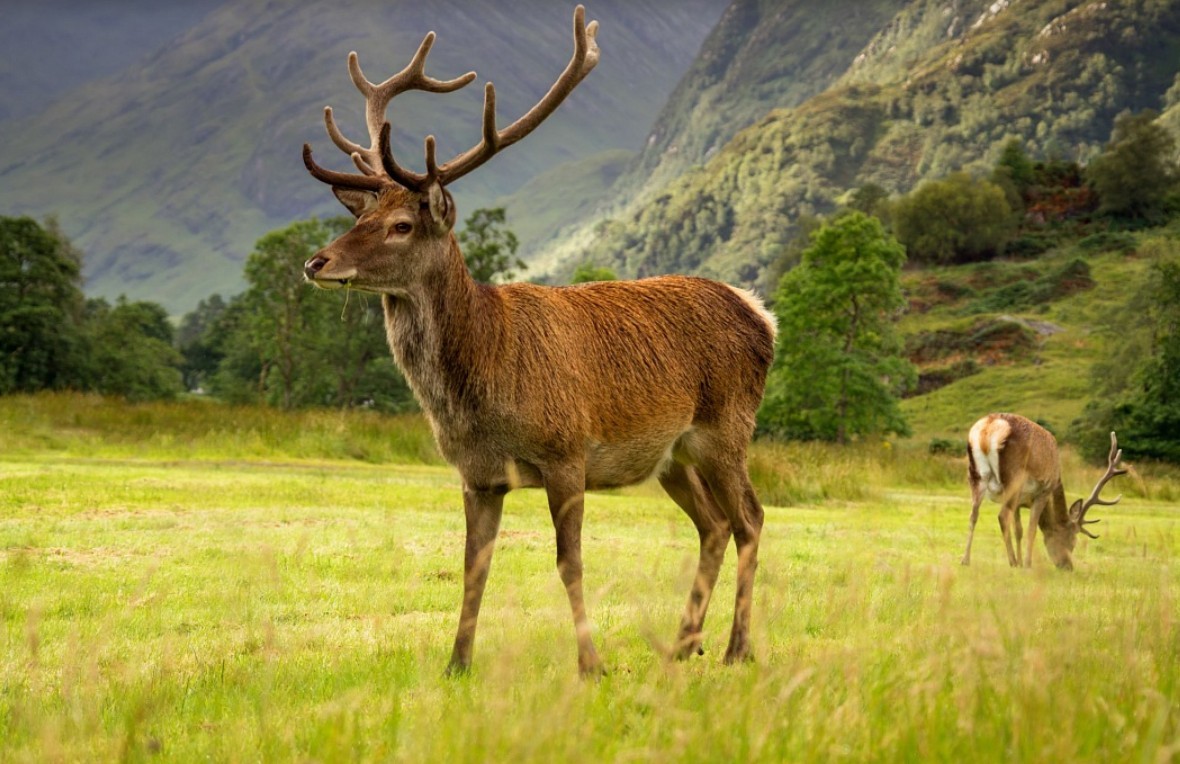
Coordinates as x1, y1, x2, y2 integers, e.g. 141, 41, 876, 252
307, 268, 357, 289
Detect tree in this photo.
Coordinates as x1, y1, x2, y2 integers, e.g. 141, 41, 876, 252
81, 297, 184, 401
570, 263, 617, 283
759, 212, 915, 443
847, 183, 890, 218
1087, 109, 1179, 223
990, 138, 1035, 212
1071, 256, 1180, 462
177, 294, 227, 391
202, 218, 414, 412
0, 216, 87, 393
457, 207, 525, 283
891, 172, 1016, 263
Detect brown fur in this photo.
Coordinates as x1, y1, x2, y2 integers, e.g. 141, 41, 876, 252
306, 185, 775, 673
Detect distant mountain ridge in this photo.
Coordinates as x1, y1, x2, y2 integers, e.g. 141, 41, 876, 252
543, 0, 1180, 288
0, 0, 726, 312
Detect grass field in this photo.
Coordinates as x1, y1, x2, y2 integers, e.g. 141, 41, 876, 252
2, 394, 1178, 761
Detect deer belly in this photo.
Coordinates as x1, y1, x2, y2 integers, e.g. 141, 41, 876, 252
584, 438, 675, 490
985, 477, 1044, 505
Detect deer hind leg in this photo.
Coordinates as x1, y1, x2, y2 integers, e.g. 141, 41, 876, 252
696, 453, 765, 665
543, 464, 603, 677
658, 461, 731, 660
962, 481, 984, 566
446, 485, 505, 675
998, 501, 1020, 567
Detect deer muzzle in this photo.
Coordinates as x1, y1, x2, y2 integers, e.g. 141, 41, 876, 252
303, 254, 354, 288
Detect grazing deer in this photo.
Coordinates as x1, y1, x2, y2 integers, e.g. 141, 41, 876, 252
300, 6, 777, 675
962, 413, 1126, 570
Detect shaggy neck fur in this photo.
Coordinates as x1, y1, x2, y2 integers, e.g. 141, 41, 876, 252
381, 235, 504, 420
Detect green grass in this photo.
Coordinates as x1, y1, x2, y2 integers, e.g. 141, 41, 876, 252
2, 394, 1179, 761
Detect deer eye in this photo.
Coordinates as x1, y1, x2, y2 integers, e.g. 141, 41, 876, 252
391, 221, 413, 235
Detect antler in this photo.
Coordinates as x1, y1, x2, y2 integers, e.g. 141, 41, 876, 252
304, 5, 599, 193
1073, 431, 1128, 539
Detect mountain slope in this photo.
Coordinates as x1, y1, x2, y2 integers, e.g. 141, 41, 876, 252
563, 0, 1180, 287
615, 0, 904, 207
0, 0, 227, 122
0, 0, 726, 312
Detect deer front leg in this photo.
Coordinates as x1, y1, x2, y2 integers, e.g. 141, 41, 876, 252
1024, 497, 1046, 568
544, 466, 603, 677
446, 485, 505, 676
998, 503, 1020, 567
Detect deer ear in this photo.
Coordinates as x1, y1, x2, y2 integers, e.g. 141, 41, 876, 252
425, 181, 456, 234
332, 187, 379, 219
1068, 498, 1084, 521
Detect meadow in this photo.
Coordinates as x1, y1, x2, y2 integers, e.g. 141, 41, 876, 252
1, 393, 1178, 762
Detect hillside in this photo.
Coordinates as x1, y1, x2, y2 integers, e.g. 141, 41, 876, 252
613, 0, 904, 207
0, 0, 226, 122
895, 228, 1172, 444
0, 0, 726, 312
543, 0, 1180, 287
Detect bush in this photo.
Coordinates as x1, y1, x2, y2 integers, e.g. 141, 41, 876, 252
928, 437, 961, 456
1077, 231, 1137, 254
892, 172, 1017, 264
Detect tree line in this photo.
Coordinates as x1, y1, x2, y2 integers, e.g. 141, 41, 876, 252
2, 110, 1177, 458
757, 108, 1180, 457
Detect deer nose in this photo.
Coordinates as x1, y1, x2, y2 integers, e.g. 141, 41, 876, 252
304, 254, 329, 279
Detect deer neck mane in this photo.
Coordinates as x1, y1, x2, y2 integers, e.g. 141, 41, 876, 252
381, 235, 504, 418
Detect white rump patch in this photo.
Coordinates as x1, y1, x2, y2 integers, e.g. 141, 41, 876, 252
969, 416, 1011, 500
724, 284, 778, 339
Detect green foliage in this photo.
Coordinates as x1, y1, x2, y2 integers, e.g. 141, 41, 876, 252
993, 139, 1036, 196
0, 216, 86, 394
1, 216, 183, 401
177, 294, 228, 391
760, 213, 915, 443
1087, 109, 1180, 223
569, 263, 618, 284
1073, 255, 1180, 462
201, 218, 414, 413
927, 437, 960, 456
965, 258, 1094, 314
891, 173, 1017, 264
1077, 230, 1138, 254
458, 207, 525, 284
80, 297, 184, 401
847, 183, 890, 218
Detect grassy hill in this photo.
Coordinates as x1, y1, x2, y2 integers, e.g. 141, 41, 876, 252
0, 0, 726, 313
896, 227, 1174, 448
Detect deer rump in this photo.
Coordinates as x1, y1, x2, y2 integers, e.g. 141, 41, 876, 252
967, 415, 1053, 506
397, 275, 777, 491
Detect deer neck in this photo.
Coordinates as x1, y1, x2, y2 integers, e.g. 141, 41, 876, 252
1042, 480, 1071, 531
381, 236, 504, 418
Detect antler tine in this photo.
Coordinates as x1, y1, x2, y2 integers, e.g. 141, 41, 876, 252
377, 121, 429, 189
307, 34, 475, 192
303, 144, 388, 192
1075, 431, 1128, 537
433, 4, 600, 187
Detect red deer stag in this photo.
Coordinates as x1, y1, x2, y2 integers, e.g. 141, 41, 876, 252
962, 413, 1126, 570
300, 6, 777, 675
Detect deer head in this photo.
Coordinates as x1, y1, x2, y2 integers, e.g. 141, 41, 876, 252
1043, 432, 1127, 568
301, 6, 600, 293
